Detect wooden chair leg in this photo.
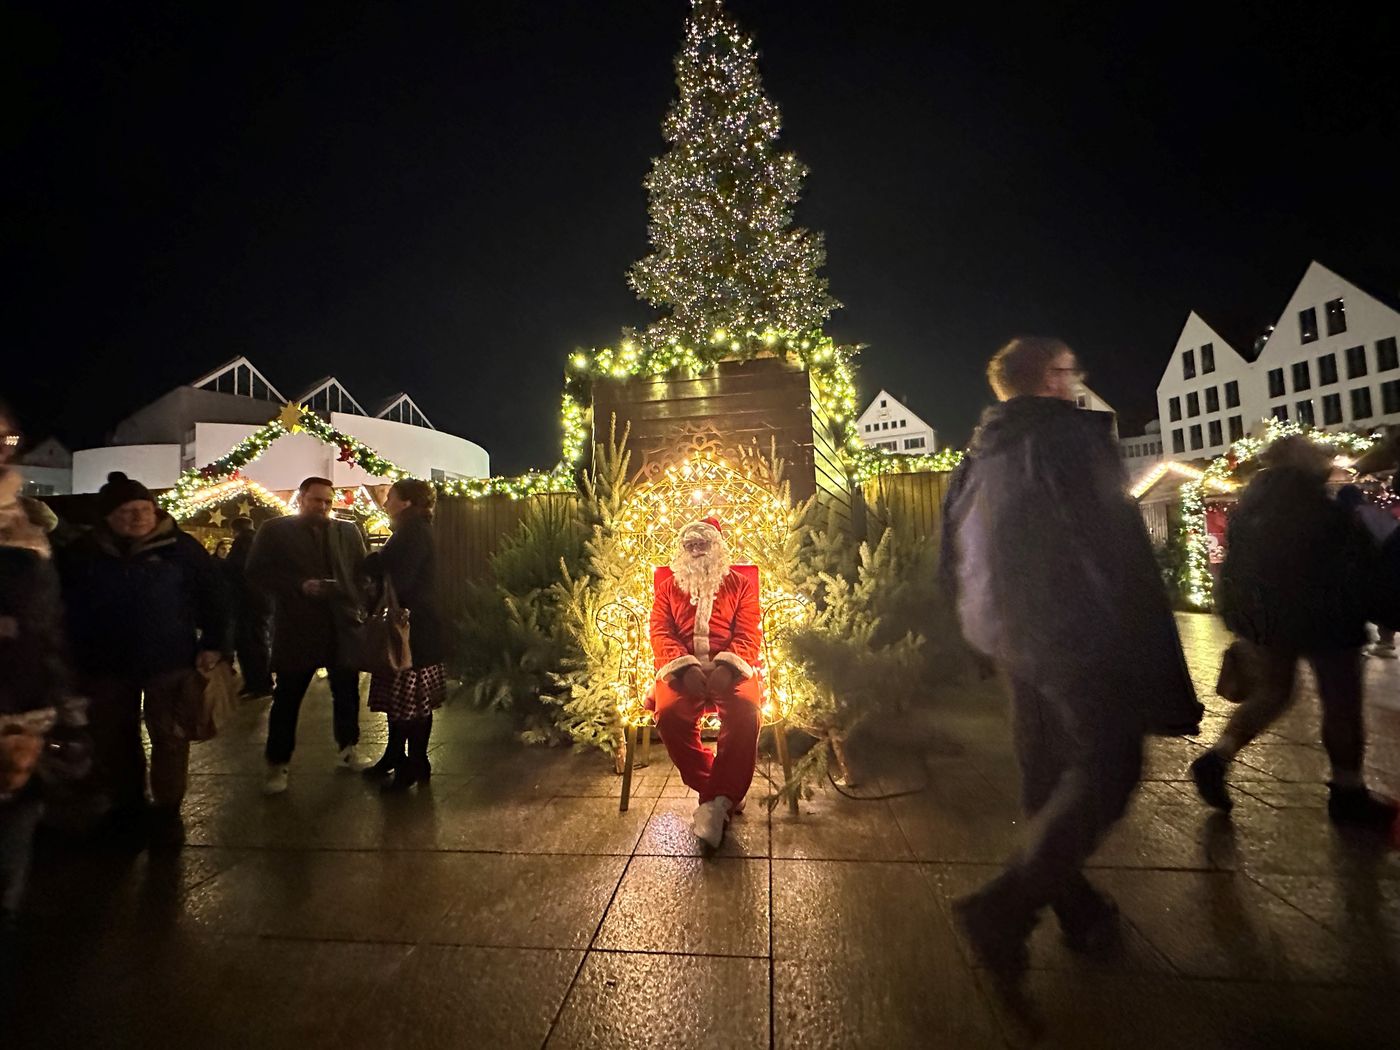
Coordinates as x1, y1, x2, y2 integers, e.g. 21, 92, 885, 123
641, 720, 653, 767
774, 719, 798, 816
620, 723, 638, 812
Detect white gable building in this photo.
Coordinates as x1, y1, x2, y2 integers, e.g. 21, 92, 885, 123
856, 390, 937, 453
1253, 261, 1400, 434
1155, 262, 1400, 463
1156, 312, 1260, 462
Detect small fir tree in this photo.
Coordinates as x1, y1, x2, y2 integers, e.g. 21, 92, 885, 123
628, 0, 837, 354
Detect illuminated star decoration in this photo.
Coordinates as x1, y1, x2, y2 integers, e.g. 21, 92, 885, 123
206, 508, 226, 527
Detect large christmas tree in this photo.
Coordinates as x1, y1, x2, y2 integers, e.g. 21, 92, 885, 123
628, 0, 837, 354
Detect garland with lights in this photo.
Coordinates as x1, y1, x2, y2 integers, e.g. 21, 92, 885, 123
1174, 418, 1377, 609
160, 401, 572, 520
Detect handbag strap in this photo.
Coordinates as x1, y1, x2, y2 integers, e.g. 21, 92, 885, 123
379, 575, 401, 615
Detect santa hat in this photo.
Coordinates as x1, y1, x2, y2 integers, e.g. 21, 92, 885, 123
680, 516, 723, 538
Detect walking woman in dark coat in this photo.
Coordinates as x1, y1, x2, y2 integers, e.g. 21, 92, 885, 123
362, 479, 446, 791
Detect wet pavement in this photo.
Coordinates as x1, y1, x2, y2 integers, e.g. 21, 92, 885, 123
12, 613, 1400, 1048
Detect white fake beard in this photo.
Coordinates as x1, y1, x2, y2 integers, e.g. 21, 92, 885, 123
669, 543, 730, 606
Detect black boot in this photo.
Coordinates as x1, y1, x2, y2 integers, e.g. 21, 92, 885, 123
1327, 784, 1398, 832
952, 879, 1036, 982
1190, 750, 1233, 812
363, 722, 406, 779
383, 717, 431, 793
1054, 878, 1120, 953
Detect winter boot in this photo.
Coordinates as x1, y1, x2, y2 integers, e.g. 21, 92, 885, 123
1327, 785, 1399, 832
363, 723, 406, 779
1053, 878, 1120, 953
1190, 750, 1233, 812
383, 718, 431, 793
952, 879, 1036, 982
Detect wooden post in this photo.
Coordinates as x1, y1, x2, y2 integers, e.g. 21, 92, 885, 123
619, 723, 638, 813
830, 732, 855, 787
774, 719, 798, 816
641, 721, 653, 767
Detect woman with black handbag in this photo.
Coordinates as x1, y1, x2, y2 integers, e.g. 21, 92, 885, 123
362, 479, 446, 792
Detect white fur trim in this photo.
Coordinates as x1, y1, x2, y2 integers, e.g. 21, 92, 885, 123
693, 592, 714, 662
713, 651, 753, 679
657, 654, 701, 681
680, 519, 721, 539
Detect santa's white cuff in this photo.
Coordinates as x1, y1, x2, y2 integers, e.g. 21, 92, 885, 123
657, 655, 701, 681
714, 651, 754, 679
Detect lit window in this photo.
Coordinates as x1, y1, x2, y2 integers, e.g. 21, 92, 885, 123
1324, 297, 1347, 336
1299, 308, 1319, 344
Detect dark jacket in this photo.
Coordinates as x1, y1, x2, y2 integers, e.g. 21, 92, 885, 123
57, 516, 231, 679
245, 514, 367, 672
942, 396, 1201, 735
364, 509, 445, 667
1218, 468, 1375, 651
0, 545, 68, 717
223, 529, 269, 617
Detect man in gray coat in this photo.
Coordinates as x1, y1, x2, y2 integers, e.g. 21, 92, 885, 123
942, 337, 1202, 987
247, 476, 368, 794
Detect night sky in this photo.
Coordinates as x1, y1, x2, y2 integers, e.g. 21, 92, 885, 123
10, 1, 1398, 472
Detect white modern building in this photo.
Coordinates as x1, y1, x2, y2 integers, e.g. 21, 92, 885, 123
1119, 419, 1164, 482
17, 437, 73, 496
71, 357, 490, 494
1155, 262, 1400, 463
857, 390, 937, 453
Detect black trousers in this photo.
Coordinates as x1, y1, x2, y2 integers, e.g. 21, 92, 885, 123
234, 608, 273, 694
987, 678, 1144, 920
265, 668, 361, 765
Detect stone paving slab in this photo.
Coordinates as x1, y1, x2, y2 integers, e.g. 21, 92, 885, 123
12, 612, 1400, 1048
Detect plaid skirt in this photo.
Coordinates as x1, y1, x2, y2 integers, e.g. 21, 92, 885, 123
368, 663, 447, 721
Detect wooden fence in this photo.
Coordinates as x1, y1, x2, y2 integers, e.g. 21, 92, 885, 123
859, 470, 952, 547
433, 492, 579, 613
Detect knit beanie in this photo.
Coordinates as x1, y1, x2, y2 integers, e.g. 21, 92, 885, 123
97, 471, 155, 516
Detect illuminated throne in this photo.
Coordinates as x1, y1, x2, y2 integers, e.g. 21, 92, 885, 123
596, 447, 811, 812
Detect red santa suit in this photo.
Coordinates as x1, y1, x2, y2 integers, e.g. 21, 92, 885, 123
650, 553, 764, 806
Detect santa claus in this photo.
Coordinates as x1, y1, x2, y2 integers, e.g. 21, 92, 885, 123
651, 516, 763, 847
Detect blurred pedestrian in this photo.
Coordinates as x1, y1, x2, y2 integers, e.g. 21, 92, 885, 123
224, 517, 273, 697
57, 472, 230, 846
1, 405, 84, 980
941, 337, 1202, 985
213, 538, 232, 560
1336, 484, 1399, 660
247, 477, 368, 795
362, 480, 446, 791
1190, 440, 1396, 830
